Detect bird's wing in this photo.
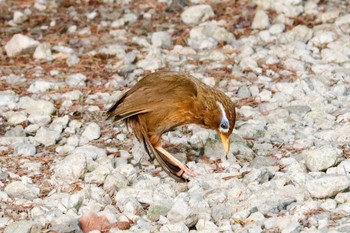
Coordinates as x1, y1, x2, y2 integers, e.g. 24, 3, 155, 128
107, 72, 198, 121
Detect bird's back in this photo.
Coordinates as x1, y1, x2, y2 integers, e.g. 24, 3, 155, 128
107, 71, 200, 122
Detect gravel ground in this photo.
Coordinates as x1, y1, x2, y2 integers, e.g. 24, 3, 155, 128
1, 0, 350, 232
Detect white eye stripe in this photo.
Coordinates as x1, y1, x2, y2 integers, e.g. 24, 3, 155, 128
216, 101, 229, 133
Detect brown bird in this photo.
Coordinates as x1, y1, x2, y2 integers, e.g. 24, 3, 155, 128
107, 71, 236, 181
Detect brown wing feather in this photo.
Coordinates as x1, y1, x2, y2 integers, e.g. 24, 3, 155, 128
107, 71, 198, 122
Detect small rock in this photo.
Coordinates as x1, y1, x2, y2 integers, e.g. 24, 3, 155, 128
151, 31, 172, 49
28, 114, 51, 126
167, 193, 191, 223
4, 181, 40, 200
0, 90, 19, 107
237, 85, 251, 98
4, 220, 39, 233
65, 73, 87, 87
137, 49, 164, 70
309, 31, 335, 46
252, 10, 270, 29
306, 175, 350, 198
282, 25, 313, 43
5, 125, 25, 137
27, 79, 58, 93
181, 5, 214, 25
159, 222, 189, 232
335, 192, 350, 204
95, 44, 125, 59
103, 173, 128, 195
73, 145, 107, 160
62, 90, 82, 100
81, 122, 101, 141
49, 116, 70, 133
269, 24, 285, 35
54, 153, 87, 183
147, 204, 170, 221
33, 42, 52, 60
12, 11, 28, 24
13, 142, 36, 156
303, 145, 343, 172
84, 165, 111, 184
5, 111, 27, 125
4, 34, 39, 57
285, 105, 311, 115
35, 127, 61, 147
335, 14, 350, 34
19, 97, 55, 115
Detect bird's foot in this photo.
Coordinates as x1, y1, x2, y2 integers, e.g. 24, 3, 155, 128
176, 164, 200, 177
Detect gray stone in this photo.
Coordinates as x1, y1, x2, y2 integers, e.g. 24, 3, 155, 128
95, 44, 125, 59
306, 175, 350, 198
13, 142, 36, 156
181, 5, 214, 25
34, 127, 60, 147
321, 48, 349, 63
303, 145, 343, 172
54, 153, 87, 183
282, 25, 313, 43
72, 145, 107, 160
188, 22, 234, 50
0, 90, 19, 107
81, 122, 101, 141
151, 31, 172, 48
49, 115, 70, 133
4, 181, 40, 200
310, 31, 335, 46
159, 222, 189, 232
4, 111, 27, 125
335, 14, 350, 34
269, 24, 285, 34
167, 193, 191, 224
12, 11, 28, 24
5, 125, 25, 137
285, 105, 311, 115
65, 73, 87, 87
33, 42, 52, 60
252, 10, 270, 29
196, 219, 218, 231
28, 114, 51, 126
147, 204, 170, 221
237, 85, 251, 98
19, 97, 55, 115
84, 165, 111, 184
137, 48, 164, 71
62, 90, 82, 100
335, 192, 350, 204
4, 220, 40, 233
4, 34, 39, 57
28, 79, 59, 93
103, 173, 128, 195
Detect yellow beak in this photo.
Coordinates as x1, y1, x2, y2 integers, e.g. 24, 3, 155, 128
219, 133, 230, 158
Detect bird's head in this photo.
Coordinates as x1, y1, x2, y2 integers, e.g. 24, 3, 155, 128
203, 96, 236, 157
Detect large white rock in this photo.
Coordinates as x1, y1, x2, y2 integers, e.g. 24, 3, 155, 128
252, 10, 270, 29
4, 34, 39, 57
181, 5, 214, 25
306, 175, 350, 198
302, 145, 343, 172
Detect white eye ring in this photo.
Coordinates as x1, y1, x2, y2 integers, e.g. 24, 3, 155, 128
217, 101, 229, 133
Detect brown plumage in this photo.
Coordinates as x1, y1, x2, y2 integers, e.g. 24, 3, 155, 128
107, 71, 236, 181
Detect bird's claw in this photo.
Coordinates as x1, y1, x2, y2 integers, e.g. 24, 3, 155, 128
176, 165, 200, 177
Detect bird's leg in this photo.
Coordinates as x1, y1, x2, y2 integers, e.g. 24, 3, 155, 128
155, 146, 199, 177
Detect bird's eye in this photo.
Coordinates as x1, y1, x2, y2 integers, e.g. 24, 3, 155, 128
220, 121, 229, 130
